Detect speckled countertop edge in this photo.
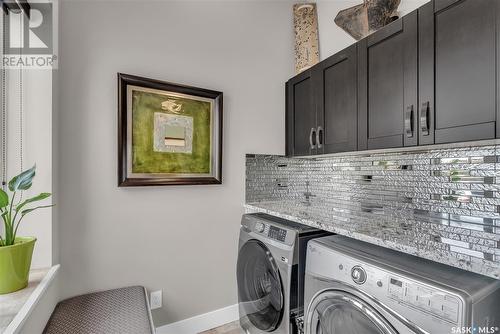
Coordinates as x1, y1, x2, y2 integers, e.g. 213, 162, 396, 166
244, 202, 500, 280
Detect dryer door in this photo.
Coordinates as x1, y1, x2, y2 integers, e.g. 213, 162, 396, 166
305, 290, 398, 334
237, 239, 284, 332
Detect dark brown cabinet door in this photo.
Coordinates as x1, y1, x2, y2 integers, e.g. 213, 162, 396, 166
358, 11, 418, 150
315, 44, 358, 154
419, 0, 499, 144
286, 69, 316, 156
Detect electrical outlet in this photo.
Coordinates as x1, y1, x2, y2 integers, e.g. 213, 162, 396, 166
150, 290, 162, 310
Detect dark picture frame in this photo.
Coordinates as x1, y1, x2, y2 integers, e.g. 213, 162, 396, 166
118, 73, 223, 186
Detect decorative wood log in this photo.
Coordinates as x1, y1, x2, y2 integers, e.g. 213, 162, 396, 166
294, 3, 320, 74
334, 0, 400, 40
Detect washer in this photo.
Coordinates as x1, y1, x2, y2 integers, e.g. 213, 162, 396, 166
304, 235, 500, 334
237, 213, 329, 334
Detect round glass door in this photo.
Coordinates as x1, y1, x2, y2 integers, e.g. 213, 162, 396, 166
237, 239, 283, 332
305, 290, 398, 334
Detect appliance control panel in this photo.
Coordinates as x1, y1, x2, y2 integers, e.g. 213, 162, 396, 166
247, 218, 293, 245
268, 225, 287, 242
387, 275, 461, 323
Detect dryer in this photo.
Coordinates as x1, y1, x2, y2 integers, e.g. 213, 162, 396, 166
304, 235, 500, 334
237, 213, 329, 334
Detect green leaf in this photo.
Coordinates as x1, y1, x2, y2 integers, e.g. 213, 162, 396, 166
21, 204, 54, 216
0, 189, 8, 208
16, 192, 51, 211
8, 166, 36, 191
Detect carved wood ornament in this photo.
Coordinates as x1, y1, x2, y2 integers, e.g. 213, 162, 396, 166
335, 0, 401, 40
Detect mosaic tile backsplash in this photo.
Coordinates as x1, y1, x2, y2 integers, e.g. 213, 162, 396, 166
245, 145, 500, 279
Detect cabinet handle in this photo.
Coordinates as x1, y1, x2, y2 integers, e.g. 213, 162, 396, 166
309, 127, 317, 149
404, 105, 414, 138
420, 101, 430, 136
316, 126, 323, 149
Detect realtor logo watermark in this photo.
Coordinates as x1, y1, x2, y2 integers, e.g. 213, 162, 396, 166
2, 0, 58, 69
452, 326, 499, 334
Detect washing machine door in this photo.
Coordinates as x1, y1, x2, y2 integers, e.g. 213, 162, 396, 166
237, 239, 284, 332
305, 290, 398, 334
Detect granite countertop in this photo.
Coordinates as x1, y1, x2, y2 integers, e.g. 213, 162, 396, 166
245, 200, 500, 280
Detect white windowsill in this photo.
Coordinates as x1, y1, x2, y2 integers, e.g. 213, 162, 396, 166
0, 264, 60, 334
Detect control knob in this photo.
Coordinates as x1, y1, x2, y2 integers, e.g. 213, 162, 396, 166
351, 266, 367, 284
255, 222, 265, 233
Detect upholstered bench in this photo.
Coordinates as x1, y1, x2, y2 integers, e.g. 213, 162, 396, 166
43, 286, 155, 334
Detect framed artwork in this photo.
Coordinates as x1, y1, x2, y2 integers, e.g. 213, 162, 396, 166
118, 73, 223, 186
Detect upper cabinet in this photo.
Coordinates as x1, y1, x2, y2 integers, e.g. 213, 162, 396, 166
315, 44, 358, 154
419, 0, 500, 145
285, 0, 500, 156
286, 45, 358, 156
358, 11, 418, 150
286, 69, 316, 156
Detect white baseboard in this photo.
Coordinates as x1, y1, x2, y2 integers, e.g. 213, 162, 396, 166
156, 304, 239, 334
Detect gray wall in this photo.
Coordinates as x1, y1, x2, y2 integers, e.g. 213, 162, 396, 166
58, 0, 293, 326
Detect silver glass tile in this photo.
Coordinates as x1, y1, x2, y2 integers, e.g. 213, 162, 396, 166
245, 145, 500, 279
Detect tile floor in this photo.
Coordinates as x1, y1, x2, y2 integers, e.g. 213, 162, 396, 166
198, 321, 244, 334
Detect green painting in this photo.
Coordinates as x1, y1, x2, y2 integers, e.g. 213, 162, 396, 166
131, 88, 212, 174
118, 73, 222, 186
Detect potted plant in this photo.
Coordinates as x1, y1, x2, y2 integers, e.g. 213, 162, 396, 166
0, 166, 52, 294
